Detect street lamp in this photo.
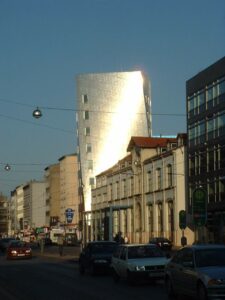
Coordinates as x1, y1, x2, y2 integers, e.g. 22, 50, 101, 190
32, 107, 42, 119
4, 164, 11, 171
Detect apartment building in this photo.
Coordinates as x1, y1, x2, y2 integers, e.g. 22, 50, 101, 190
91, 134, 193, 246
58, 154, 79, 226
44, 163, 60, 227
187, 56, 225, 243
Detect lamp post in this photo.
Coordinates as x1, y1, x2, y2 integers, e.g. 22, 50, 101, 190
4, 164, 11, 171
32, 107, 42, 119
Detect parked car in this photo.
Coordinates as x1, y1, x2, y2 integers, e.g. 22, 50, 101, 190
79, 241, 118, 275
165, 244, 225, 300
111, 244, 170, 284
0, 238, 17, 253
6, 240, 32, 260
149, 237, 173, 251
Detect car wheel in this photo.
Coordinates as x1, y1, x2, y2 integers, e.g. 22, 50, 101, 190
79, 263, 85, 275
197, 282, 207, 300
112, 269, 120, 283
165, 277, 176, 299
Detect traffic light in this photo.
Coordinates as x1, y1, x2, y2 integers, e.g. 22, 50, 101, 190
179, 210, 187, 229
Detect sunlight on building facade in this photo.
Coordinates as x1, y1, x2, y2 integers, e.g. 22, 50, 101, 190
76, 71, 151, 211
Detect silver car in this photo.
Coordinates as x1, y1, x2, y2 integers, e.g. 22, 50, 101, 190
111, 244, 169, 284
165, 244, 225, 300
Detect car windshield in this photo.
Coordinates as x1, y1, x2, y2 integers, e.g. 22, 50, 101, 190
91, 244, 117, 254
9, 241, 28, 248
128, 246, 165, 259
195, 248, 225, 267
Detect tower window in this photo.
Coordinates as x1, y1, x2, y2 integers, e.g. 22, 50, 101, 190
82, 94, 88, 104
83, 111, 89, 120
84, 127, 90, 136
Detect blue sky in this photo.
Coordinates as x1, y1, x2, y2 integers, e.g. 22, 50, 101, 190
0, 0, 224, 196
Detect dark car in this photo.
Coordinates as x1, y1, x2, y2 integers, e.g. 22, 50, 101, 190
0, 238, 17, 253
165, 244, 225, 300
149, 237, 172, 251
6, 240, 32, 260
79, 241, 118, 275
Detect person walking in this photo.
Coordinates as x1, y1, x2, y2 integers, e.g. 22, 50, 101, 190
58, 234, 65, 256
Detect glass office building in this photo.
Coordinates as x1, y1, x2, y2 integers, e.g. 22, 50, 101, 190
76, 71, 151, 214
186, 56, 225, 243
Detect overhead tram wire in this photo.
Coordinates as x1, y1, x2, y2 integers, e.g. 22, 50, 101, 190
0, 97, 186, 117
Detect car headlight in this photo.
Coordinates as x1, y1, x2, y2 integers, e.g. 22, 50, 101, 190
135, 265, 145, 271
10, 250, 17, 254
208, 279, 224, 286
25, 249, 31, 253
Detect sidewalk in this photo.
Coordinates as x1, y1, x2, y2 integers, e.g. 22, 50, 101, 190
32, 245, 81, 262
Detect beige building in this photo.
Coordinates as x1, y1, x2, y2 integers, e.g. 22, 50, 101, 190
10, 185, 24, 235
45, 164, 60, 227
91, 134, 194, 246
59, 154, 79, 226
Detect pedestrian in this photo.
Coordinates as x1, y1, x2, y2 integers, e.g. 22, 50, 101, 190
114, 231, 125, 244
58, 234, 65, 256
124, 236, 129, 244
40, 238, 45, 254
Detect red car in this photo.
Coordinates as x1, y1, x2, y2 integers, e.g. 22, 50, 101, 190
7, 241, 32, 260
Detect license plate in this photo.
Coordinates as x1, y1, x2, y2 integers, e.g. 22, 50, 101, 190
18, 254, 25, 256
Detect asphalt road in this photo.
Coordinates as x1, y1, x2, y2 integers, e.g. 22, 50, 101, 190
0, 246, 170, 300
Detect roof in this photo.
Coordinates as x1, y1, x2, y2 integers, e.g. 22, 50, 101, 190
127, 136, 177, 152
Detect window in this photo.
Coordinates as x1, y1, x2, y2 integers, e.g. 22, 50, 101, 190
207, 86, 213, 102
219, 79, 225, 95
197, 91, 205, 113
207, 148, 214, 172
116, 181, 120, 199
84, 127, 90, 136
82, 94, 88, 104
109, 183, 113, 201
83, 111, 89, 120
167, 164, 173, 187
130, 176, 134, 196
188, 96, 195, 117
158, 203, 163, 234
121, 179, 126, 198
89, 177, 95, 186
86, 143, 92, 153
87, 160, 93, 170
207, 117, 214, 140
148, 205, 153, 235
218, 112, 225, 137
147, 171, 153, 192
156, 168, 161, 190
198, 121, 206, 143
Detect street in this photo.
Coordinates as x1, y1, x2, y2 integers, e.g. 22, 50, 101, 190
0, 246, 169, 300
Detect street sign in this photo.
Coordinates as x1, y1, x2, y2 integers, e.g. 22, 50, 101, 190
65, 208, 74, 224
179, 210, 187, 229
192, 188, 207, 226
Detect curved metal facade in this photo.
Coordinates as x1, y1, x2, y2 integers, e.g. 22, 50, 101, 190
76, 71, 151, 211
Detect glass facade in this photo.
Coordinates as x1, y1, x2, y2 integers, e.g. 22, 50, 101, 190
187, 57, 225, 243
76, 71, 151, 211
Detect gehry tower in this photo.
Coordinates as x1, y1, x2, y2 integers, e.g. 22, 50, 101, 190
76, 71, 152, 215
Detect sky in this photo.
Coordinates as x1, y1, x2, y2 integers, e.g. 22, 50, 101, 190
0, 0, 224, 197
